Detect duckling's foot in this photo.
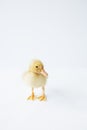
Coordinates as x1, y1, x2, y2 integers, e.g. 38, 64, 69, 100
27, 94, 36, 100
38, 95, 47, 101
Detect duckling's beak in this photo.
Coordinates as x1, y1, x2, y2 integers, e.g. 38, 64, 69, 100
40, 69, 48, 77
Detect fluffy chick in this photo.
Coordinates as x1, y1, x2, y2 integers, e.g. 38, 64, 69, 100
23, 59, 48, 101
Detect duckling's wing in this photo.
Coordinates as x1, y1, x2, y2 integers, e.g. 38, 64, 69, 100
23, 71, 31, 83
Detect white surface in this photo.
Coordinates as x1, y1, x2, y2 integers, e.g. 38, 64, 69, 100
0, 68, 87, 130
0, 0, 87, 130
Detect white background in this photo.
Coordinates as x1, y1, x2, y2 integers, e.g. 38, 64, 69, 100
0, 0, 87, 130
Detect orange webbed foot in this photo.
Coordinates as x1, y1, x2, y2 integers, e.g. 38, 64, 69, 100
27, 93, 36, 100
38, 95, 47, 101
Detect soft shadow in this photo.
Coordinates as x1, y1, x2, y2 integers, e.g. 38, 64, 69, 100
48, 87, 74, 102
47, 86, 87, 110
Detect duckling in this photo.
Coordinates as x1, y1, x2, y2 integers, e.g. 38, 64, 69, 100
23, 59, 48, 101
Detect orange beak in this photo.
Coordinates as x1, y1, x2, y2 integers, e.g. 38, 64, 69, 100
40, 69, 48, 77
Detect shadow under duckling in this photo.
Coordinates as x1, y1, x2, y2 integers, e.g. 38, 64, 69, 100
23, 59, 48, 101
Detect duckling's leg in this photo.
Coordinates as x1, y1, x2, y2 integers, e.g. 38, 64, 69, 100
38, 87, 47, 101
27, 88, 36, 100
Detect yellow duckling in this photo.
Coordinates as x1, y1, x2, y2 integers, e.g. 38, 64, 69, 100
23, 59, 48, 101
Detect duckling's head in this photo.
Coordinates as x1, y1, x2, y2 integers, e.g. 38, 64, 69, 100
29, 59, 48, 77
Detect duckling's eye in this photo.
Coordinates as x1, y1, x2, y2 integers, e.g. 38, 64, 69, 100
35, 66, 38, 68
